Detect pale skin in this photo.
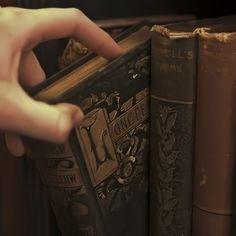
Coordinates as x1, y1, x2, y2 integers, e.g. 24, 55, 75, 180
0, 7, 122, 157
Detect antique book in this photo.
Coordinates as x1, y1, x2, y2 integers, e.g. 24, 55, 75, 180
192, 22, 236, 236
29, 24, 151, 236
149, 15, 236, 236
59, 14, 196, 69
150, 19, 198, 236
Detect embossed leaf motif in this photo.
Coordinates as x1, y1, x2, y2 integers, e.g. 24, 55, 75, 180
80, 97, 93, 110
157, 164, 167, 183
163, 211, 175, 227
163, 167, 175, 183
106, 91, 120, 106
160, 106, 170, 123
156, 119, 163, 137
165, 112, 177, 133
160, 112, 167, 124
158, 144, 167, 169
156, 186, 163, 205
135, 56, 149, 74
80, 93, 99, 110
163, 196, 179, 212
163, 133, 175, 152
170, 198, 179, 210
166, 151, 179, 165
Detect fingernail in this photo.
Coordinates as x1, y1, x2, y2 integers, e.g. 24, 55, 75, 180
72, 108, 84, 126
57, 113, 71, 142
5, 135, 25, 157
57, 107, 84, 142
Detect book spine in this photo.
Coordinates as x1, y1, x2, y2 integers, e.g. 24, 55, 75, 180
31, 142, 100, 236
30, 40, 151, 236
67, 43, 150, 236
192, 32, 236, 236
150, 32, 197, 236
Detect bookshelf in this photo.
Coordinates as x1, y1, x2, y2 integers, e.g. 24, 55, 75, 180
0, 1, 236, 236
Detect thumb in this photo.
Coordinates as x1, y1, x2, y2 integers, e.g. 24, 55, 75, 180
0, 85, 83, 143
34, 102, 84, 142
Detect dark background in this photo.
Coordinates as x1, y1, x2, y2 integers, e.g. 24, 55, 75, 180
12, 0, 236, 77
16, 0, 236, 19
1, 0, 234, 76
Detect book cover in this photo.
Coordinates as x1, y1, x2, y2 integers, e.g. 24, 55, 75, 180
28, 25, 151, 236
150, 21, 198, 236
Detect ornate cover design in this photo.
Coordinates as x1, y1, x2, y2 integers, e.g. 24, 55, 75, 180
150, 27, 197, 236
32, 42, 151, 236
151, 101, 194, 236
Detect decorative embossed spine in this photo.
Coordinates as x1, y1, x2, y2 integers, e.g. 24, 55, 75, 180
192, 30, 236, 236
30, 41, 151, 236
70, 45, 150, 236
150, 30, 197, 236
30, 142, 98, 236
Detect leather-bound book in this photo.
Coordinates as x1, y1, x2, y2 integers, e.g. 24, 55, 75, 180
150, 20, 198, 236
193, 21, 236, 236
28, 24, 151, 236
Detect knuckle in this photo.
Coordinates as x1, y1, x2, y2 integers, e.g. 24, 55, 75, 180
0, 8, 24, 23
68, 8, 84, 19
0, 8, 28, 42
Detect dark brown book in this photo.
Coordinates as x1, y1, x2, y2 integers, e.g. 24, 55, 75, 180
193, 22, 236, 236
150, 20, 198, 236
29, 24, 151, 236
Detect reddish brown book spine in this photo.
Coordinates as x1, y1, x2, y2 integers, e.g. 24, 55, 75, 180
193, 29, 236, 236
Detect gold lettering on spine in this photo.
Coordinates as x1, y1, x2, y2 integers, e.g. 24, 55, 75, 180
109, 97, 148, 141
38, 143, 83, 187
40, 169, 82, 187
156, 62, 183, 73
155, 47, 194, 73
155, 47, 194, 60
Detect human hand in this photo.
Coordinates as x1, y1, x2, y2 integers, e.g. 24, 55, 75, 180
0, 7, 122, 156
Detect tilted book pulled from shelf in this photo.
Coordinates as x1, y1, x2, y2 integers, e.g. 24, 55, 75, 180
27, 13, 236, 236
29, 23, 151, 236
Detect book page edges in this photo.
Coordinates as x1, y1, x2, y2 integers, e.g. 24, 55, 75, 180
151, 25, 196, 39
197, 28, 236, 43
35, 26, 151, 102
152, 24, 236, 42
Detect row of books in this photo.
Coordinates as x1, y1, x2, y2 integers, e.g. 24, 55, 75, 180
1, 15, 196, 236
2, 14, 236, 236
150, 16, 236, 236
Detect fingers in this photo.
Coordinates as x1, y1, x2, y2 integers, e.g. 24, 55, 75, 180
4, 102, 83, 157
0, 7, 118, 156
0, 85, 83, 143
5, 50, 46, 157
19, 50, 45, 90
15, 8, 122, 60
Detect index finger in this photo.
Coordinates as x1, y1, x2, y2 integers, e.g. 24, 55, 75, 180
18, 8, 123, 60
